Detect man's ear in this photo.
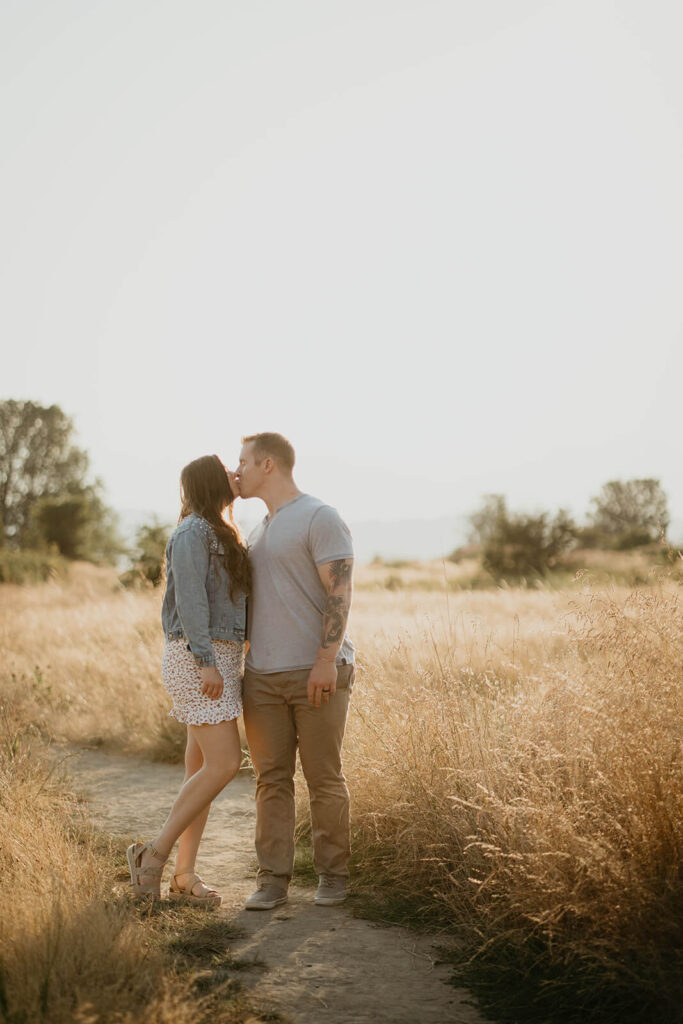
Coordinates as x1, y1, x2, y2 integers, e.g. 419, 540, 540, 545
262, 457, 274, 475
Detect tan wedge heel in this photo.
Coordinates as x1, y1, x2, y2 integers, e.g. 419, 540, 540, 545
126, 842, 167, 899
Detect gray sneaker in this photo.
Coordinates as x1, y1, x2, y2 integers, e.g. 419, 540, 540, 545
314, 874, 347, 906
244, 883, 288, 911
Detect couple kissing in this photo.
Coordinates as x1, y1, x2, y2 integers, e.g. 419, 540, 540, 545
126, 432, 355, 912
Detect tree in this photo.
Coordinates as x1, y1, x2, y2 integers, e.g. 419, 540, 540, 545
33, 487, 123, 563
588, 479, 669, 548
123, 519, 171, 587
469, 494, 508, 549
0, 399, 122, 561
469, 494, 577, 580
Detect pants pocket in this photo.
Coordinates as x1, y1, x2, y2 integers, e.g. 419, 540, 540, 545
336, 664, 355, 692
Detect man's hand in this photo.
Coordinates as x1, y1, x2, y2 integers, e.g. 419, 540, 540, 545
307, 658, 337, 707
308, 557, 353, 707
201, 665, 224, 700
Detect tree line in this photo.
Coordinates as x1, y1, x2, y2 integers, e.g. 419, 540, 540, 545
0, 400, 123, 565
464, 479, 671, 580
0, 399, 676, 585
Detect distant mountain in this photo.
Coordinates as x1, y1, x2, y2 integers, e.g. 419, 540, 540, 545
350, 515, 683, 563
115, 507, 682, 566
116, 507, 470, 563
347, 515, 470, 563
116, 508, 175, 549
668, 518, 683, 547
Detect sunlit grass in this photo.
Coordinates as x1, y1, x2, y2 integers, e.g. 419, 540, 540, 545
0, 563, 183, 761
1, 558, 681, 1021
0, 701, 268, 1023
338, 582, 683, 1022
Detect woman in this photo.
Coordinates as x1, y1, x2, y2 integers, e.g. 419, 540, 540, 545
126, 454, 250, 906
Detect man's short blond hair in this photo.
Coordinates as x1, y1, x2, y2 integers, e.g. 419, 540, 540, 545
242, 432, 296, 473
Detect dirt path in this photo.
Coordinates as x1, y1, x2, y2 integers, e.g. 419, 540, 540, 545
63, 747, 488, 1024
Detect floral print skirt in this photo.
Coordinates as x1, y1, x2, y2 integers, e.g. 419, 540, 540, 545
162, 639, 244, 725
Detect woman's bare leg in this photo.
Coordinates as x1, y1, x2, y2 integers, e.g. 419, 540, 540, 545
138, 719, 241, 872
173, 729, 211, 881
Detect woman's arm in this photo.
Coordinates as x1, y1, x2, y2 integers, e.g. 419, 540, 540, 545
171, 524, 215, 667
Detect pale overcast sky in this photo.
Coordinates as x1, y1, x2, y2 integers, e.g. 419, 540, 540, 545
2, 0, 682, 552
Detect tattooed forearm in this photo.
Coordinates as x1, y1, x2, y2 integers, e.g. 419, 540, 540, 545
321, 594, 348, 648
317, 558, 353, 656
329, 559, 353, 589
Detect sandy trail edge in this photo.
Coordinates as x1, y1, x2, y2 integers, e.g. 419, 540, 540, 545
62, 746, 488, 1024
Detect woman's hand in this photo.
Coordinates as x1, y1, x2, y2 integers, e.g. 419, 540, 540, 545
200, 665, 224, 700
227, 469, 240, 498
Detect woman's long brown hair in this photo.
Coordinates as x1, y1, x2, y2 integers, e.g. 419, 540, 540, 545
179, 455, 251, 600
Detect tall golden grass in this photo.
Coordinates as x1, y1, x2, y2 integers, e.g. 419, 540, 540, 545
0, 566, 265, 1022
0, 563, 182, 761
0, 697, 260, 1023
339, 582, 683, 1021
1, 559, 681, 1021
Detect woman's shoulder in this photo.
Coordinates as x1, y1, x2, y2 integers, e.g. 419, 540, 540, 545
173, 514, 209, 540
174, 514, 222, 552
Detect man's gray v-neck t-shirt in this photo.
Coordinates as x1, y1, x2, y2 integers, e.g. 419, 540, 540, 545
245, 493, 355, 674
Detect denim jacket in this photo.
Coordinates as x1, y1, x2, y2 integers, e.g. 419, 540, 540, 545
161, 514, 246, 666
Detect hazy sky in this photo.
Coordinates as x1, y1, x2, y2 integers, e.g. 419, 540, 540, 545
2, 0, 682, 543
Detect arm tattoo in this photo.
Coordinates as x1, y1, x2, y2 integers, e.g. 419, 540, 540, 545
321, 594, 348, 648
329, 559, 353, 589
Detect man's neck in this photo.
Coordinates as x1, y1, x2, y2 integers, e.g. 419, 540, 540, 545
262, 480, 302, 519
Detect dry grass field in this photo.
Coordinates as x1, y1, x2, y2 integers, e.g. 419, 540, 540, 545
0, 566, 265, 1023
345, 572, 683, 1021
1, 556, 681, 1022
0, 705, 257, 1023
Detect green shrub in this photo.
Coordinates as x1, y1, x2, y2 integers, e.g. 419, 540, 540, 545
121, 520, 171, 588
32, 489, 124, 563
588, 478, 669, 543
469, 494, 577, 581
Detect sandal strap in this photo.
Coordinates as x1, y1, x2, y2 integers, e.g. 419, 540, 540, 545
133, 842, 166, 879
171, 872, 218, 897
136, 863, 164, 879
191, 876, 218, 898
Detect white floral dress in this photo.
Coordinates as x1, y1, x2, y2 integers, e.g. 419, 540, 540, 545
162, 639, 244, 725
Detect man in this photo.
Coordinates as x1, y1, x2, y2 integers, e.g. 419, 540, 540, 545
234, 432, 355, 910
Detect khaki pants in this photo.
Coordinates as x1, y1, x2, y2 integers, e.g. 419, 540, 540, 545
242, 663, 354, 886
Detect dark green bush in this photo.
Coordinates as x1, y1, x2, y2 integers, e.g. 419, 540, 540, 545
588, 478, 669, 543
121, 520, 171, 588
32, 489, 124, 563
469, 494, 577, 581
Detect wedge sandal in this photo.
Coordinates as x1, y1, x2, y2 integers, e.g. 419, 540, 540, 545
169, 872, 222, 909
126, 841, 166, 899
